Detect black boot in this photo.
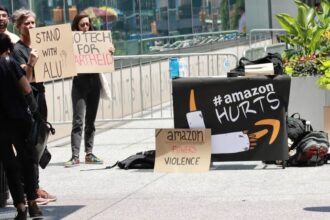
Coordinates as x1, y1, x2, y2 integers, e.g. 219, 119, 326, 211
28, 200, 43, 217
14, 207, 27, 220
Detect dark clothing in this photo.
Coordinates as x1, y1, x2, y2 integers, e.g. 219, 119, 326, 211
71, 74, 101, 157
0, 57, 30, 122
0, 57, 38, 206
13, 40, 45, 93
0, 120, 37, 206
13, 40, 48, 188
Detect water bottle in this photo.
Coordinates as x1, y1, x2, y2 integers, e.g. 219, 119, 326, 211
169, 57, 179, 79
305, 121, 311, 132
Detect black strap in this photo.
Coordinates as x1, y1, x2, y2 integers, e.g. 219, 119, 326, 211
105, 161, 118, 169
289, 131, 309, 151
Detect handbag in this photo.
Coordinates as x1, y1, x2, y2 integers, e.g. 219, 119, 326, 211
99, 73, 112, 100
39, 147, 52, 169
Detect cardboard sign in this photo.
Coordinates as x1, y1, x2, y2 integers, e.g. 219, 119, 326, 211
324, 106, 330, 137
154, 128, 211, 173
172, 76, 291, 162
30, 24, 77, 82
73, 31, 114, 73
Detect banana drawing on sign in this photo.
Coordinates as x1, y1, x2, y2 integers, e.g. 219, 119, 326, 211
186, 89, 280, 154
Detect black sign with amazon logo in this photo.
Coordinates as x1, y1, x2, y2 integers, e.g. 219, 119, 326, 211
172, 76, 291, 161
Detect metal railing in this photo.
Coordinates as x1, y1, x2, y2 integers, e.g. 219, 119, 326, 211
114, 30, 243, 55
249, 28, 287, 48
45, 52, 238, 125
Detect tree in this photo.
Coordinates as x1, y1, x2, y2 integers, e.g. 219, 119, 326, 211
220, 0, 229, 30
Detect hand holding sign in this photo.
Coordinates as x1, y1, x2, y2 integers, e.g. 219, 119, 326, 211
28, 48, 39, 66
108, 43, 115, 55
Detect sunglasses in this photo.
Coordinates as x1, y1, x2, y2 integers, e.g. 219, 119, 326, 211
79, 22, 90, 27
23, 21, 35, 26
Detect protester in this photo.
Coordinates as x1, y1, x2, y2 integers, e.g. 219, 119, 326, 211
0, 32, 42, 220
65, 14, 114, 167
12, 8, 56, 205
0, 6, 19, 43
238, 6, 246, 34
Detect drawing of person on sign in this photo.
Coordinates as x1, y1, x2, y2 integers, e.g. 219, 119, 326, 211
65, 13, 115, 168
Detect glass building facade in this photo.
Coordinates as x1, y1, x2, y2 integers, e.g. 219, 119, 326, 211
2, 0, 245, 55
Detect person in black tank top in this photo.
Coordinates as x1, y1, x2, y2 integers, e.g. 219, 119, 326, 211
0, 32, 42, 219
12, 8, 56, 206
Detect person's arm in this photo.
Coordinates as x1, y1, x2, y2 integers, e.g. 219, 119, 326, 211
18, 75, 32, 95
13, 47, 38, 82
11, 58, 38, 112
18, 75, 38, 113
21, 49, 39, 82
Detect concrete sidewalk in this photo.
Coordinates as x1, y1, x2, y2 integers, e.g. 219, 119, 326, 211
1, 119, 330, 219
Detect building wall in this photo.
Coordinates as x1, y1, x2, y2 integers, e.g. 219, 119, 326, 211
245, 0, 270, 31
270, 0, 297, 29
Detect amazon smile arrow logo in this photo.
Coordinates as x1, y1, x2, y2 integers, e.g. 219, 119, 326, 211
252, 119, 280, 145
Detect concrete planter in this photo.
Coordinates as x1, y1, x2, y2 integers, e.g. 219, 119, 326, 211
288, 76, 330, 131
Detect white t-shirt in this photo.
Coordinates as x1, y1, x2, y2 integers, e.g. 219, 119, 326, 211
239, 13, 247, 33
5, 29, 20, 44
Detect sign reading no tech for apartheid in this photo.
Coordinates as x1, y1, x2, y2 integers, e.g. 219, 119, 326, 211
30, 24, 77, 82
73, 31, 114, 73
154, 128, 211, 173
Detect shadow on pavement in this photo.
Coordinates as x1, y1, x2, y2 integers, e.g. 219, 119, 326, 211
0, 205, 84, 219
211, 164, 257, 170
304, 206, 330, 212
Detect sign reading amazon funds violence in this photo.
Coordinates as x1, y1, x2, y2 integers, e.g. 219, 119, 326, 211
73, 31, 114, 73
30, 24, 77, 82
154, 128, 211, 173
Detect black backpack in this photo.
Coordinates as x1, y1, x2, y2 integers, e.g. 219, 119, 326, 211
287, 113, 312, 142
107, 150, 155, 170
286, 113, 329, 166
288, 131, 329, 166
266, 113, 329, 167
228, 53, 283, 77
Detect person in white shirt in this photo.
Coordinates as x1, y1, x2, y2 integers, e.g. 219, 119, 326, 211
238, 7, 246, 33
0, 6, 19, 43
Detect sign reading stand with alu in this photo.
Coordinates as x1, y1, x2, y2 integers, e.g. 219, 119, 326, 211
30, 24, 77, 82
154, 128, 211, 173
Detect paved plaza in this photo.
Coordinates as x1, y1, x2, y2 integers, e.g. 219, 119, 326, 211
1, 119, 330, 220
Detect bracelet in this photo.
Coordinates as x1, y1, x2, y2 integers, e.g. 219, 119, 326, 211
27, 63, 33, 68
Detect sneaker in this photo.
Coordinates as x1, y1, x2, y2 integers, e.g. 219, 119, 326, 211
85, 153, 103, 164
35, 197, 49, 206
64, 157, 80, 168
37, 188, 57, 202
